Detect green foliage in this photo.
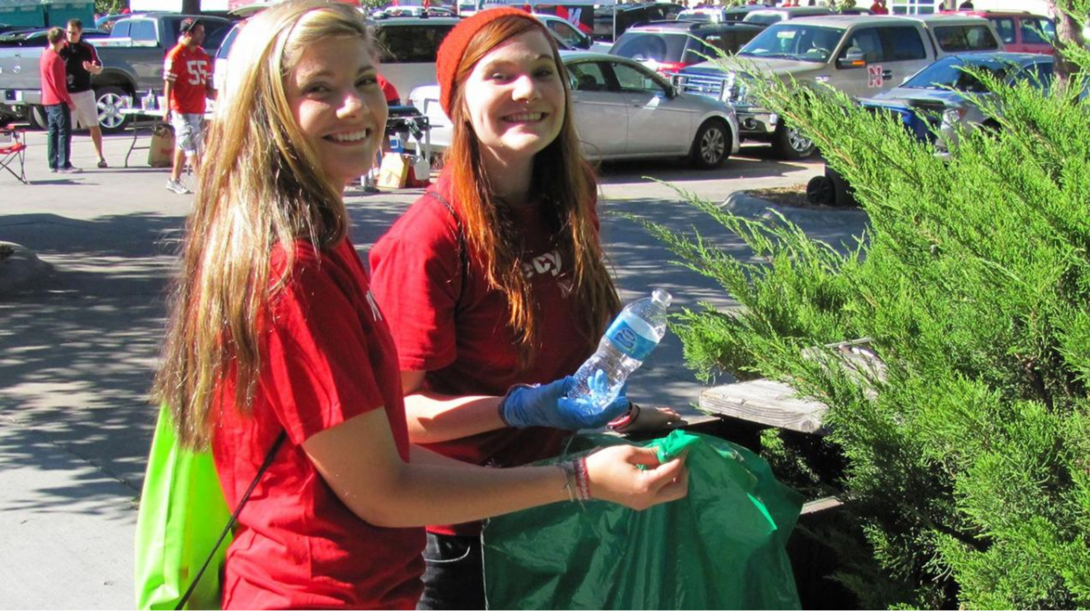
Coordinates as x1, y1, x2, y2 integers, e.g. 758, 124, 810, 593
637, 1, 1090, 607
95, 0, 126, 17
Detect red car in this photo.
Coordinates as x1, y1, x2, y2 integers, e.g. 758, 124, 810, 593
944, 10, 1056, 54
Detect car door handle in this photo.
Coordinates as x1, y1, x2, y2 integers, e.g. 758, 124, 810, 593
882, 70, 893, 79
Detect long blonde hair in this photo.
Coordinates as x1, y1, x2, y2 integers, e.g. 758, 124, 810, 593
446, 15, 620, 367
153, 0, 374, 449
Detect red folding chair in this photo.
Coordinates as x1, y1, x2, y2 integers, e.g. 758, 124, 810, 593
0, 126, 29, 184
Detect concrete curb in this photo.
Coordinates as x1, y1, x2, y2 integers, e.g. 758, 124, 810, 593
0, 241, 54, 296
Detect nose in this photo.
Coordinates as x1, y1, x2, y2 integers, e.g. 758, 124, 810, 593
338, 88, 369, 120
511, 73, 540, 103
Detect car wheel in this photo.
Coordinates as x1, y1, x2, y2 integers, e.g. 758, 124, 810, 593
689, 119, 729, 170
773, 122, 815, 160
95, 86, 131, 133
806, 175, 834, 206
28, 105, 47, 130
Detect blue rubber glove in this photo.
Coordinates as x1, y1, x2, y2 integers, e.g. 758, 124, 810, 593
500, 373, 632, 430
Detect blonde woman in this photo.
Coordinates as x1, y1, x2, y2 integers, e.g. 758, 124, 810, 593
153, 1, 688, 608
369, 9, 682, 608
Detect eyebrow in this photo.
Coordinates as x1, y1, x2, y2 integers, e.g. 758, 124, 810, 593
479, 53, 553, 70
297, 65, 376, 81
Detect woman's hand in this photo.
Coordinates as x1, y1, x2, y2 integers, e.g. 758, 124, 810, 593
501, 376, 630, 430
584, 445, 688, 511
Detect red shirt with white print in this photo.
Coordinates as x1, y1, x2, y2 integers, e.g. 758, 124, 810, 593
213, 237, 425, 609
163, 42, 211, 114
369, 171, 601, 536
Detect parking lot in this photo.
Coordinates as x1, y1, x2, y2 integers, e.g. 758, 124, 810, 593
0, 127, 867, 608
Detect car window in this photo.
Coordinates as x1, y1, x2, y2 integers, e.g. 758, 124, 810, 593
612, 31, 688, 62
112, 20, 131, 38
568, 61, 610, 92
839, 27, 883, 63
216, 24, 240, 60
131, 20, 155, 42
743, 12, 785, 26
740, 24, 843, 63
882, 26, 926, 61
203, 22, 231, 52
932, 25, 1000, 52
375, 24, 456, 63
548, 19, 585, 49
612, 62, 664, 94
989, 17, 1016, 44
1021, 17, 1054, 45
1016, 60, 1053, 89
902, 56, 1017, 92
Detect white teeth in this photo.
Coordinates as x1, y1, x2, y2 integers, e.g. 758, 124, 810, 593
329, 130, 370, 143
505, 113, 543, 122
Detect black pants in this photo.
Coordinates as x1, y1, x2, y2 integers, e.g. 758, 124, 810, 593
45, 104, 72, 170
416, 533, 485, 610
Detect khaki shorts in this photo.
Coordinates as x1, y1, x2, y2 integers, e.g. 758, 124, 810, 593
71, 90, 99, 129
171, 113, 204, 155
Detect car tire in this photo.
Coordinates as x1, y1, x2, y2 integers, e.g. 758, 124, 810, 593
28, 105, 47, 130
806, 175, 834, 206
773, 122, 815, 160
689, 119, 730, 170
95, 86, 131, 133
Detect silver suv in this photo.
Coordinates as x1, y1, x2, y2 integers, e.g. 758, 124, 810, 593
675, 14, 1002, 158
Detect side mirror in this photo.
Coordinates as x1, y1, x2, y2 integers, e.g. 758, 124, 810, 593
837, 48, 865, 69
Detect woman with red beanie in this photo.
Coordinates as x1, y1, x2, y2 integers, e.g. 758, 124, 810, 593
154, 1, 687, 608
370, 9, 683, 609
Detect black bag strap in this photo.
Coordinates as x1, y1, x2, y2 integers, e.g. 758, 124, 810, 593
424, 190, 468, 305
175, 431, 287, 610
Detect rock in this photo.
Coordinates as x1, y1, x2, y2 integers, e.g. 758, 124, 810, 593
0, 241, 54, 295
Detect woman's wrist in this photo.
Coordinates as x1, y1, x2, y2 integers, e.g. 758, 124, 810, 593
556, 458, 591, 502
607, 403, 640, 432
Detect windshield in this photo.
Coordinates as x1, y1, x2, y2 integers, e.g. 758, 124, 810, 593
612, 31, 688, 63
739, 24, 843, 63
743, 12, 784, 26
902, 56, 1022, 92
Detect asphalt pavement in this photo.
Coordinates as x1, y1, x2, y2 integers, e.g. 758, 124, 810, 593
0, 127, 866, 609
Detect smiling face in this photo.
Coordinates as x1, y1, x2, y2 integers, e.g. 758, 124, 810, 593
285, 35, 388, 188
461, 29, 565, 166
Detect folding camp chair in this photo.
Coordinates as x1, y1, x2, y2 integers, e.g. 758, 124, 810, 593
0, 127, 28, 184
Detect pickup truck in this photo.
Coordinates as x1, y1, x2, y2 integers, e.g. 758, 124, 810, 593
673, 14, 1003, 159
0, 13, 231, 130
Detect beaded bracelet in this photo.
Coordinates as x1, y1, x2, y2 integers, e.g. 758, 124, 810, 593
558, 461, 578, 502
558, 459, 591, 502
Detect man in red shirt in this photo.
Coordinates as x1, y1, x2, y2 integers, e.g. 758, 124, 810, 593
39, 27, 79, 173
162, 18, 214, 195
870, 0, 890, 15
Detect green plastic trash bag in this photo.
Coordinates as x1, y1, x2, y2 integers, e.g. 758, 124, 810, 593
482, 430, 805, 610
134, 404, 230, 610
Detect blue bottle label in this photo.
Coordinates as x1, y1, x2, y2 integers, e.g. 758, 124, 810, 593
605, 318, 656, 361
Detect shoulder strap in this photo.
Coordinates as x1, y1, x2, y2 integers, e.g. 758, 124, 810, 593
424, 190, 468, 306
175, 431, 287, 611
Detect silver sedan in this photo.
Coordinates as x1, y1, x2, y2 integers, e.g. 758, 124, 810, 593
409, 51, 741, 169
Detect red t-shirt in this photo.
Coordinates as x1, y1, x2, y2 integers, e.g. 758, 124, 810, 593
39, 47, 72, 107
369, 172, 600, 536
164, 43, 212, 114
212, 237, 425, 609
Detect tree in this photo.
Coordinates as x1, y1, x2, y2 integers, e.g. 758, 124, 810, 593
638, 0, 1090, 607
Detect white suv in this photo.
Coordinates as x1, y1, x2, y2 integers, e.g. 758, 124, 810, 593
675, 14, 1002, 158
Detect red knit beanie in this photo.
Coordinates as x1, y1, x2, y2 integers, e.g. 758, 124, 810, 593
435, 7, 538, 117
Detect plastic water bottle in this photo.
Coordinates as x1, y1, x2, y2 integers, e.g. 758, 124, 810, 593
569, 289, 673, 415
